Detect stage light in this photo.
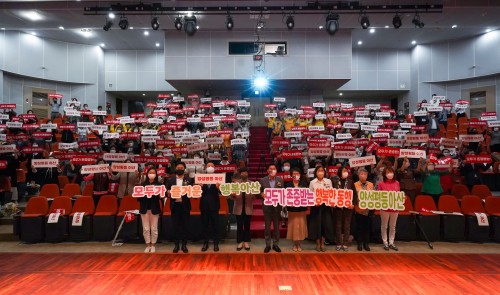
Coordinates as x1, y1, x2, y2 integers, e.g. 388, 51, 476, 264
226, 15, 234, 30
286, 15, 294, 30
253, 76, 269, 90
119, 16, 129, 30
103, 19, 113, 31
151, 17, 160, 30
325, 13, 339, 35
412, 13, 425, 28
108, 13, 115, 19
393, 14, 402, 29
174, 17, 183, 30
184, 15, 197, 36
360, 14, 370, 29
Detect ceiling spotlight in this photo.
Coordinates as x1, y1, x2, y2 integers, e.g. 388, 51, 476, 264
360, 14, 370, 29
339, 93, 343, 96
30, 32, 37, 36
369, 28, 375, 33
452, 24, 457, 29
155, 42, 160, 47
144, 31, 149, 36
392, 14, 402, 29
118, 16, 129, 30
412, 13, 425, 28
58, 26, 64, 30
286, 15, 294, 30
108, 13, 115, 19
129, 27, 134, 30
358, 41, 363, 45
184, 15, 197, 36
486, 28, 492, 33
385, 25, 390, 28
151, 17, 160, 30
411, 40, 417, 45
174, 17, 183, 30
319, 25, 323, 29
226, 15, 234, 30
103, 18, 113, 31
325, 13, 339, 35
100, 43, 105, 47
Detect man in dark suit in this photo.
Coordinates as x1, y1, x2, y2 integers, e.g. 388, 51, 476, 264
259, 163, 285, 253
200, 162, 221, 252
166, 162, 193, 253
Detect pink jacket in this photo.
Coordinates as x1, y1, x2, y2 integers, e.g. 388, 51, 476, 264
377, 180, 401, 212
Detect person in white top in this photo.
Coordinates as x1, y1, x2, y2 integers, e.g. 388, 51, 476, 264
308, 166, 334, 252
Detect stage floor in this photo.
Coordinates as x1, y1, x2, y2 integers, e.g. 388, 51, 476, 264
0, 243, 499, 295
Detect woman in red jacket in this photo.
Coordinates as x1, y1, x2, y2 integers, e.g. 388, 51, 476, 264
377, 167, 401, 251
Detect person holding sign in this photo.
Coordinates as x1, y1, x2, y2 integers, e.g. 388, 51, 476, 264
49, 96, 62, 120
309, 166, 334, 252
110, 159, 140, 199
396, 157, 418, 204
377, 167, 401, 251
332, 166, 355, 251
285, 167, 308, 252
139, 168, 163, 253
419, 158, 452, 205
259, 164, 284, 253
353, 168, 374, 251
200, 162, 222, 252
166, 162, 193, 253
227, 168, 255, 251
82, 158, 112, 205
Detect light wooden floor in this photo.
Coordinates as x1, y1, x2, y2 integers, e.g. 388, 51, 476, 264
0, 253, 499, 294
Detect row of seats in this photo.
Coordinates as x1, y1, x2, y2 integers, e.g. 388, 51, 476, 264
370, 195, 500, 243
17, 195, 230, 243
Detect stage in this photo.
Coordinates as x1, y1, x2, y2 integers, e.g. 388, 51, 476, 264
0, 241, 499, 294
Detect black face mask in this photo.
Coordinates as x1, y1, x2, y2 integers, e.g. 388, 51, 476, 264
175, 169, 185, 176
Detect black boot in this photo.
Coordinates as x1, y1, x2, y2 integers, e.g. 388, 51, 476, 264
173, 242, 180, 253
214, 241, 219, 252
181, 241, 189, 253
357, 243, 363, 251
363, 243, 371, 251
201, 241, 209, 252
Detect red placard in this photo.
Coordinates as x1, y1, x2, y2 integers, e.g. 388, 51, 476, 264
469, 121, 487, 127
21, 147, 44, 154
120, 132, 141, 139
411, 126, 426, 131
272, 139, 290, 147
32, 132, 52, 138
365, 141, 379, 153
327, 166, 340, 176
377, 128, 394, 133
78, 140, 100, 148
333, 144, 355, 151
146, 102, 157, 108
48, 94, 63, 99
348, 138, 369, 146
19, 114, 36, 119
465, 155, 492, 164
308, 142, 330, 148
371, 137, 388, 144
80, 110, 92, 116
338, 116, 355, 122
0, 160, 7, 169
277, 172, 293, 182
171, 146, 188, 154
281, 150, 303, 159
291, 126, 307, 132
265, 104, 277, 108
59, 124, 76, 130
215, 164, 237, 173
156, 139, 175, 147
383, 120, 399, 126
158, 94, 171, 99
130, 112, 145, 118
0, 104, 16, 109
71, 156, 96, 165
376, 147, 400, 157
133, 156, 170, 165
303, 131, 321, 137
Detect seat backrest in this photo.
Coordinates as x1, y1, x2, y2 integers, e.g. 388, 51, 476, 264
461, 195, 486, 215
58, 176, 69, 190
118, 196, 140, 212
61, 183, 81, 197
414, 195, 437, 211
219, 196, 229, 214
48, 196, 72, 215
95, 195, 118, 214
402, 195, 414, 212
485, 196, 500, 215
451, 184, 470, 200
494, 162, 500, 173
82, 183, 94, 197
71, 196, 95, 214
471, 185, 492, 200
190, 198, 201, 213
438, 195, 461, 212
39, 184, 60, 198
24, 196, 49, 215
0, 176, 11, 191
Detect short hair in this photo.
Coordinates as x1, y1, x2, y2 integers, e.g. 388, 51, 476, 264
176, 162, 186, 169
238, 167, 249, 173
290, 167, 302, 176
382, 167, 395, 182
357, 168, 368, 175
267, 163, 277, 170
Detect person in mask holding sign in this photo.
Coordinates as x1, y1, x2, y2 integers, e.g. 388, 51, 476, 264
166, 162, 193, 253
140, 168, 163, 253
200, 162, 221, 252
285, 167, 308, 252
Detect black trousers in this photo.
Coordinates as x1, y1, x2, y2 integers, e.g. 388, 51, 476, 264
236, 212, 251, 243
263, 204, 281, 246
201, 210, 219, 242
355, 212, 371, 244
171, 203, 190, 244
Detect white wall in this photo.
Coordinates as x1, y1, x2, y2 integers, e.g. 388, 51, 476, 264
104, 50, 175, 91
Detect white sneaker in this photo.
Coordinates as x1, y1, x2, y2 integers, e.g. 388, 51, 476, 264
144, 246, 151, 253
150, 246, 156, 253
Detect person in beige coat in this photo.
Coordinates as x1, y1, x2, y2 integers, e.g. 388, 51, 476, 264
110, 159, 140, 198
227, 167, 255, 251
